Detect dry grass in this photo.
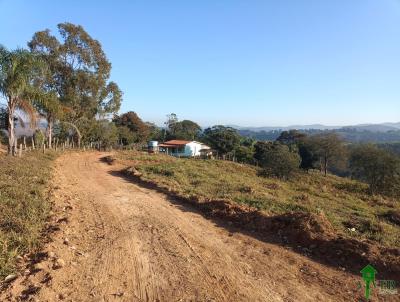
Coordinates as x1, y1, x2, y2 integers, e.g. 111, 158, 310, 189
117, 151, 400, 247
0, 151, 56, 278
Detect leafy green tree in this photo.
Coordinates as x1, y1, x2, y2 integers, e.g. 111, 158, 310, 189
350, 144, 400, 196
86, 120, 118, 148
116, 126, 136, 145
0, 46, 47, 155
203, 125, 241, 156
276, 130, 319, 171
240, 137, 256, 148
170, 120, 202, 140
163, 113, 202, 141
255, 142, 300, 179
308, 132, 345, 175
254, 141, 270, 162
28, 23, 122, 146
298, 141, 319, 171
235, 145, 254, 164
146, 122, 163, 141
276, 130, 306, 145
113, 111, 149, 143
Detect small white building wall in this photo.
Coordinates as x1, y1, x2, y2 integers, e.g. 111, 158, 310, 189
184, 141, 202, 157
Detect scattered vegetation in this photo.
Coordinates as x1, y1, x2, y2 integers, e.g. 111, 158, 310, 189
117, 151, 400, 248
0, 151, 56, 277
350, 144, 400, 196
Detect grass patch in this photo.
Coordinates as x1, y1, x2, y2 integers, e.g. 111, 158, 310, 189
0, 151, 56, 278
117, 151, 400, 247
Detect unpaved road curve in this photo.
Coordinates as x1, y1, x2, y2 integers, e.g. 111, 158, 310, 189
9, 152, 368, 301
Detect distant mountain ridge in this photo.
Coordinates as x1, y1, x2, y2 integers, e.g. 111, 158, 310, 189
228, 122, 400, 133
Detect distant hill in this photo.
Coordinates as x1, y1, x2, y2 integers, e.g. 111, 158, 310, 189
230, 122, 400, 143
229, 122, 400, 133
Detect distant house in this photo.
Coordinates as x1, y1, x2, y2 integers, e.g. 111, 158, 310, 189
150, 140, 211, 157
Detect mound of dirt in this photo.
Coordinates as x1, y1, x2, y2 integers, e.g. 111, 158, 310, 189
268, 212, 335, 240
100, 155, 116, 165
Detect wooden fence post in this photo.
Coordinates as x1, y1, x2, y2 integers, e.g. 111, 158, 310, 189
42, 144, 46, 154
19, 144, 22, 157
13, 138, 18, 156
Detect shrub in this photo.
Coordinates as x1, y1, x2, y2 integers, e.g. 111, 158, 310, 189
234, 145, 254, 164
255, 142, 300, 179
33, 129, 45, 147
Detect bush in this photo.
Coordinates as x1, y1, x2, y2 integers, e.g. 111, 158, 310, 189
234, 145, 254, 164
33, 129, 45, 147
256, 143, 300, 179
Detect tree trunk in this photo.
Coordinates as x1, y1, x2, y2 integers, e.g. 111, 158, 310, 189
47, 119, 53, 149
324, 156, 328, 176
7, 102, 15, 156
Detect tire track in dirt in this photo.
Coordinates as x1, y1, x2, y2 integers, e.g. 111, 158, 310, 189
4, 151, 384, 301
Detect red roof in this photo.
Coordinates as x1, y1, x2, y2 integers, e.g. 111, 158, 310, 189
163, 140, 191, 146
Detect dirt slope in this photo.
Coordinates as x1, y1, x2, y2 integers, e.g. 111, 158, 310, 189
2, 152, 391, 301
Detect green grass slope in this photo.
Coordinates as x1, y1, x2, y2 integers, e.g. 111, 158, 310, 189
117, 151, 400, 248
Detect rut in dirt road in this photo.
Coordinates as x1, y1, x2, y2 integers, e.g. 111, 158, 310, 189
7, 152, 370, 301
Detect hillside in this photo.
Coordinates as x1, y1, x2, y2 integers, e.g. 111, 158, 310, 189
237, 127, 400, 143
112, 151, 400, 284
116, 151, 400, 248
232, 122, 400, 132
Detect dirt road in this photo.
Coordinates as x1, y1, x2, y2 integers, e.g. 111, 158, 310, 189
2, 152, 373, 301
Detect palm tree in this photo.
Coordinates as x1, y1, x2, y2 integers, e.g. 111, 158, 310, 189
0, 46, 46, 155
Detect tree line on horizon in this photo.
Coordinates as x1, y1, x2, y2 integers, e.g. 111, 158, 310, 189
238, 127, 400, 144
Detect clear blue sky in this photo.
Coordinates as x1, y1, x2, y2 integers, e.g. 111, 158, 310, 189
0, 0, 399, 127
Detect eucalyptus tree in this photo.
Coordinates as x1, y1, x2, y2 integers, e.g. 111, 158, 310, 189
0, 46, 46, 155
28, 23, 122, 147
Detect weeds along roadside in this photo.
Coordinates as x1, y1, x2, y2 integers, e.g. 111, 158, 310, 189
0, 151, 57, 278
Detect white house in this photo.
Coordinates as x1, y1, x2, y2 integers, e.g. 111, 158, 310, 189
152, 140, 211, 157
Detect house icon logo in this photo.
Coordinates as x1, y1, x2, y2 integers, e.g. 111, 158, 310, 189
360, 264, 377, 299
